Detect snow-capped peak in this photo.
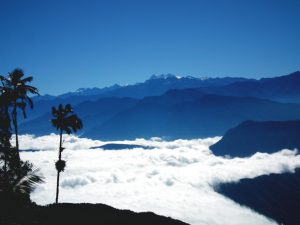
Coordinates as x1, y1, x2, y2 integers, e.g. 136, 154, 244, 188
149, 74, 178, 80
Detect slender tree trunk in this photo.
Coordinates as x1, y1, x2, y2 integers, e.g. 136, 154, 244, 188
55, 129, 63, 204
12, 103, 21, 175
13, 104, 19, 151
55, 170, 60, 204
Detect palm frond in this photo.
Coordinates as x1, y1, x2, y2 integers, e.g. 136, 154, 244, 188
21, 76, 33, 83
1, 69, 39, 120
13, 167, 44, 195
51, 104, 83, 134
24, 85, 39, 95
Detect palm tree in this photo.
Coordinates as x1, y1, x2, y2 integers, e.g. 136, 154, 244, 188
0, 69, 39, 163
51, 104, 83, 203
0, 93, 43, 206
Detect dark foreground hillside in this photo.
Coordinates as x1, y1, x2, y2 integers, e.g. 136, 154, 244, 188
216, 169, 300, 225
1, 203, 188, 225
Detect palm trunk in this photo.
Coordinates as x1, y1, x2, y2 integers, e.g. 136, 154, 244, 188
55, 129, 63, 204
55, 169, 60, 204
13, 103, 19, 150
12, 103, 21, 175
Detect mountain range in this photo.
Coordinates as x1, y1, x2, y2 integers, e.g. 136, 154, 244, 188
20, 71, 300, 140
199, 71, 300, 103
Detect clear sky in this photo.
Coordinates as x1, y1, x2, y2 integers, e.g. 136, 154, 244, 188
1, 0, 300, 95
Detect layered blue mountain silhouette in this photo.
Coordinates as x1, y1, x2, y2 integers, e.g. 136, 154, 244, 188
58, 74, 248, 99
20, 71, 300, 141
210, 120, 300, 157
83, 93, 300, 140
21, 97, 139, 136
200, 71, 300, 103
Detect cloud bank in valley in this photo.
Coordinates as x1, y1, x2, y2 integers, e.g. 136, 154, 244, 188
19, 134, 300, 225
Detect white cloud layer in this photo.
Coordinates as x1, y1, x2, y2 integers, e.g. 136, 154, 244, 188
19, 134, 300, 225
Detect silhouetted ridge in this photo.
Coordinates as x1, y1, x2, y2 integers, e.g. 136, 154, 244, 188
3, 203, 188, 225
27, 74, 249, 121
216, 169, 300, 225
19, 71, 300, 138
210, 120, 300, 157
218, 71, 300, 102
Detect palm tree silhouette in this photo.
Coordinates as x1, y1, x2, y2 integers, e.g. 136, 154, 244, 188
0, 69, 39, 163
1, 87, 43, 210
51, 104, 83, 204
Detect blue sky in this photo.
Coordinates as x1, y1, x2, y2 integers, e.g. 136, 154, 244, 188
1, 0, 300, 95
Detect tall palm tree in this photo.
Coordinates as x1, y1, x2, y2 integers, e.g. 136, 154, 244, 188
51, 104, 83, 203
0, 69, 39, 163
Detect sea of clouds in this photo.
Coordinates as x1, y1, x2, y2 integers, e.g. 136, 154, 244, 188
19, 134, 300, 225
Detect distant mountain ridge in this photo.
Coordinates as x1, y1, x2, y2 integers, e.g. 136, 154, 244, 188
20, 71, 300, 140
200, 71, 300, 103
37, 71, 300, 103
54, 73, 248, 99
59, 84, 122, 99
25, 74, 249, 121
